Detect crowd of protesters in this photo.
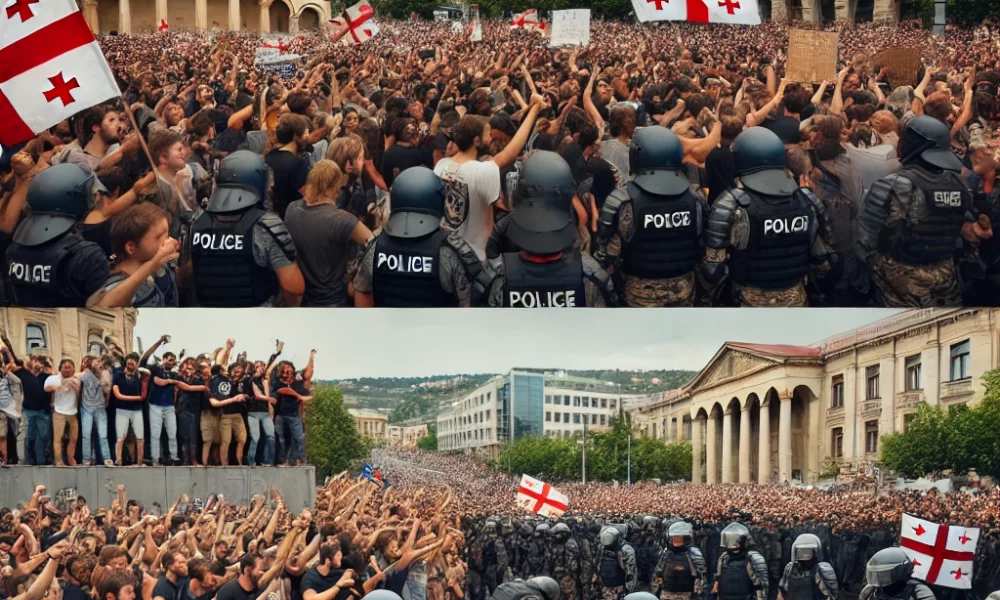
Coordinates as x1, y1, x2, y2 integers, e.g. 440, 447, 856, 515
2, 16, 1000, 307
0, 330, 314, 468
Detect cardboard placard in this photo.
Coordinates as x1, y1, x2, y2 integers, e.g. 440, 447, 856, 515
873, 47, 922, 87
786, 29, 838, 83
550, 9, 590, 47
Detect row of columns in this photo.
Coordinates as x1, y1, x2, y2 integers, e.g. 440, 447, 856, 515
84, 0, 258, 34
691, 394, 794, 485
770, 0, 900, 22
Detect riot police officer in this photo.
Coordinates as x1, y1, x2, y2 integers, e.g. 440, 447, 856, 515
187, 150, 304, 307
354, 166, 489, 307
489, 576, 562, 600
701, 127, 833, 307
857, 115, 974, 307
653, 522, 706, 600
595, 126, 708, 306
516, 521, 535, 578
481, 518, 510, 596
858, 547, 935, 600
526, 523, 550, 578
635, 517, 662, 591
778, 533, 839, 600
487, 151, 617, 307
6, 163, 110, 306
598, 525, 638, 600
549, 523, 582, 600
713, 523, 768, 600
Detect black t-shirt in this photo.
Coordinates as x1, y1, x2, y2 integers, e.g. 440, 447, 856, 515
177, 375, 205, 415
380, 144, 432, 188
19, 369, 50, 412
211, 375, 243, 415
705, 147, 736, 205
216, 577, 256, 600
246, 376, 270, 413
272, 374, 308, 416
301, 568, 355, 600
112, 371, 143, 411
265, 149, 311, 220
153, 575, 182, 600
62, 582, 89, 600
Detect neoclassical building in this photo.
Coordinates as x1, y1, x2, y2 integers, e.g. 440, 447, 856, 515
0, 308, 136, 360
79, 0, 330, 35
767, 0, 901, 22
634, 309, 997, 485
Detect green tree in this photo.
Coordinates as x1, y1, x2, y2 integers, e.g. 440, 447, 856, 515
304, 385, 367, 480
417, 423, 438, 451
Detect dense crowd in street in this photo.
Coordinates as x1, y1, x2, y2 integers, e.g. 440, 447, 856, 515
0, 332, 314, 468
3, 17, 1000, 307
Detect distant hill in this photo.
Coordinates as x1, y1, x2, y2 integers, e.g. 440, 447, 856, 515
321, 369, 697, 424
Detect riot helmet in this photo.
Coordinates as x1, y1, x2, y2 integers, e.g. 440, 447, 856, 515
526, 576, 560, 600
731, 127, 797, 196
364, 591, 403, 600
667, 521, 694, 550
501, 517, 514, 536
550, 522, 571, 543
624, 593, 658, 600
534, 523, 550, 538
385, 166, 446, 239
720, 522, 751, 554
483, 520, 498, 536
599, 525, 621, 548
791, 533, 822, 563
865, 547, 914, 589
898, 115, 964, 171
507, 150, 576, 255
14, 163, 103, 246
642, 515, 659, 531
208, 150, 268, 213
519, 522, 534, 537
629, 126, 688, 196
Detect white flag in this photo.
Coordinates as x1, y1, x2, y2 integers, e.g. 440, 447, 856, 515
900, 513, 979, 589
515, 474, 568, 519
0, 0, 120, 147
629, 0, 760, 25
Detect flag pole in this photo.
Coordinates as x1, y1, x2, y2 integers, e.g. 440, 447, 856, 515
118, 95, 183, 207
582, 419, 587, 485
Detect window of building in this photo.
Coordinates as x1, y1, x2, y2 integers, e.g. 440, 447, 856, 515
950, 340, 970, 381
865, 421, 879, 454
486, 410, 491, 420
564, 413, 570, 423
563, 396, 570, 406
831, 374, 844, 408
87, 331, 105, 357
610, 399, 617, 410
601, 398, 607, 409
600, 414, 606, 426
25, 323, 47, 353
574, 413, 581, 424
583, 397, 589, 407
545, 395, 552, 404
652, 423, 657, 438
905, 355, 922, 391
545, 412, 551, 422
866, 365, 880, 400
831, 427, 843, 458
573, 396, 581, 407
591, 414, 597, 424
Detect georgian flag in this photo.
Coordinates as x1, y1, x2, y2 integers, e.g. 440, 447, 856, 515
630, 0, 761, 25
0, 0, 121, 147
328, 0, 378, 46
900, 514, 979, 589
158, 18, 169, 31
511, 9, 546, 32
516, 475, 568, 519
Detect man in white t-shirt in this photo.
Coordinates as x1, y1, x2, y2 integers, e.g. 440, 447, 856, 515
433, 94, 546, 261
44, 359, 83, 466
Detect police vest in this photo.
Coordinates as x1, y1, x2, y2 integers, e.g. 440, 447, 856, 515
623, 189, 700, 279
784, 565, 817, 600
490, 582, 536, 600
190, 208, 278, 307
502, 253, 587, 308
7, 236, 91, 307
878, 166, 969, 265
371, 230, 456, 308
719, 555, 755, 600
661, 551, 696, 593
730, 191, 812, 290
600, 548, 626, 587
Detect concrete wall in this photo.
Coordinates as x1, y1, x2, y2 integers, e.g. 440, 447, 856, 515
0, 466, 316, 511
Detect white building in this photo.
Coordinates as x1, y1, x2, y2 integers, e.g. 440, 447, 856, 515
437, 377, 504, 457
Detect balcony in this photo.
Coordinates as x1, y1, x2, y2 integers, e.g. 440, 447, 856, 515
826, 406, 845, 423
858, 400, 882, 419
941, 378, 975, 402
895, 392, 923, 411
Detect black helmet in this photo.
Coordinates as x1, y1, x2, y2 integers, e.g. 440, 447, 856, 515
731, 127, 796, 196
629, 126, 688, 196
791, 533, 822, 562
501, 517, 514, 535
526, 576, 560, 600
550, 522, 571, 541
208, 150, 268, 213
364, 591, 403, 600
667, 521, 693, 548
899, 115, 964, 171
519, 522, 534, 537
599, 525, 621, 547
720, 522, 751, 553
386, 166, 446, 239
865, 547, 913, 588
508, 151, 576, 255
534, 523, 550, 537
641, 515, 659, 530
483, 520, 498, 535
14, 163, 103, 246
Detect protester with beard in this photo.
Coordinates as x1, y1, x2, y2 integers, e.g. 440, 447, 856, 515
302, 543, 360, 600
153, 553, 190, 600
112, 352, 145, 466
53, 106, 138, 173
216, 554, 263, 600
272, 354, 313, 466
10, 350, 54, 466
174, 357, 210, 466
209, 362, 249, 467
381, 117, 433, 188
266, 114, 313, 221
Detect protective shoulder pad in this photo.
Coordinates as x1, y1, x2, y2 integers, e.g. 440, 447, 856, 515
816, 562, 839, 595
705, 189, 741, 250
688, 547, 707, 573
598, 187, 629, 241
444, 232, 495, 303
258, 211, 296, 262
748, 551, 769, 585
582, 254, 618, 307
911, 583, 936, 600
795, 187, 830, 242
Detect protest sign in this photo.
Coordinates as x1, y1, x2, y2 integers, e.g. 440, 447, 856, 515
550, 9, 590, 46
786, 29, 838, 83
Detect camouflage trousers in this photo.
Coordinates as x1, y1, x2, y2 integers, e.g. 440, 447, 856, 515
601, 586, 625, 600
736, 281, 808, 307
870, 253, 961, 308
557, 574, 579, 600
624, 272, 696, 307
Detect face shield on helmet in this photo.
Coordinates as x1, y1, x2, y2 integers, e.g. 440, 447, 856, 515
667, 522, 693, 549
865, 548, 913, 588
792, 534, 821, 562
720, 523, 750, 553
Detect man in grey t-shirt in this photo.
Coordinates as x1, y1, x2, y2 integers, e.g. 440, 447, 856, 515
80, 357, 113, 466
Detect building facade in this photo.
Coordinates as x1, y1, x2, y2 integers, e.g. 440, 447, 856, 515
634, 309, 997, 485
79, 0, 329, 35
349, 409, 388, 441
437, 377, 504, 457
387, 424, 430, 448
767, 0, 900, 22
0, 308, 136, 361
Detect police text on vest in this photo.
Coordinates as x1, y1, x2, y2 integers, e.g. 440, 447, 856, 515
377, 253, 434, 273
934, 192, 963, 207
508, 290, 577, 307
192, 232, 244, 251
9, 262, 51, 284
764, 216, 809, 235
644, 212, 691, 229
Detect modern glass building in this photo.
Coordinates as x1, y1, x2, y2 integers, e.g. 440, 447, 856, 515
509, 370, 545, 441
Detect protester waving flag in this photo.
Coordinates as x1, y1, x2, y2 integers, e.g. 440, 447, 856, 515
516, 475, 568, 519
0, 0, 121, 147
511, 9, 547, 32
630, 0, 761, 25
328, 0, 379, 46
900, 513, 979, 589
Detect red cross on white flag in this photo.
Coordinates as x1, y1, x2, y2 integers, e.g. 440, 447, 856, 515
516, 474, 569, 519
630, 0, 760, 25
327, 0, 378, 46
0, 0, 120, 147
900, 513, 979, 589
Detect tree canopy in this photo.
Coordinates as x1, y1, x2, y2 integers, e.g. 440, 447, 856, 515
417, 423, 439, 451
305, 385, 369, 480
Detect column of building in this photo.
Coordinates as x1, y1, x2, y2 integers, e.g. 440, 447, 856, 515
119, 0, 131, 34
705, 415, 717, 484
758, 397, 770, 484
778, 390, 792, 483
155, 0, 167, 27
692, 416, 703, 484
83, 0, 100, 33
721, 408, 733, 483
229, 0, 241, 30
738, 402, 752, 483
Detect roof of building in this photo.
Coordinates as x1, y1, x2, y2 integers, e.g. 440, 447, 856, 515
348, 409, 387, 420
725, 342, 823, 358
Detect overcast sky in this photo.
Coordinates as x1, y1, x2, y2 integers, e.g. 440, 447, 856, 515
134, 309, 901, 379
